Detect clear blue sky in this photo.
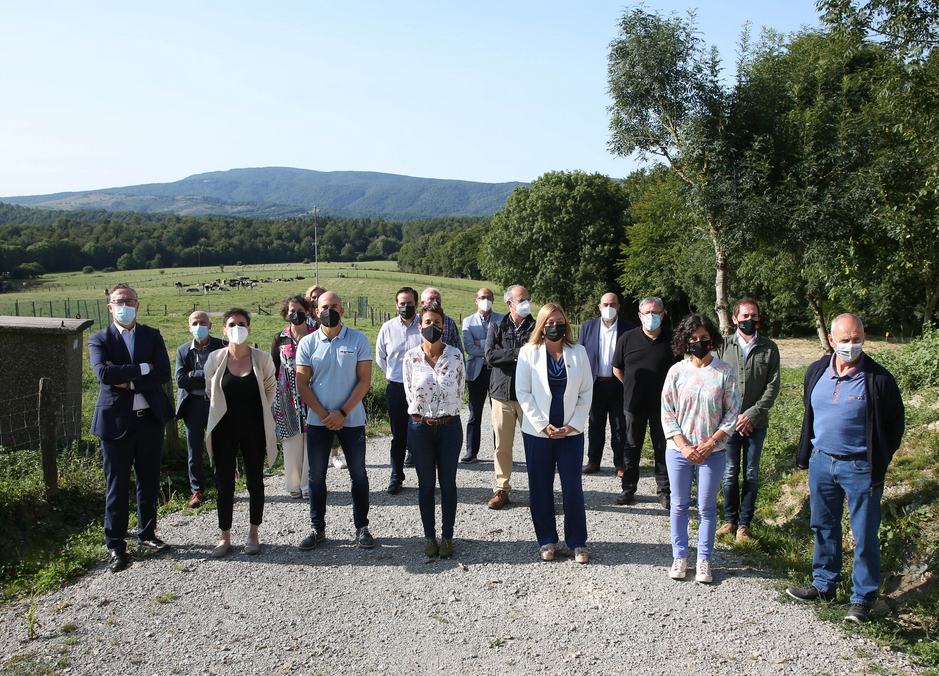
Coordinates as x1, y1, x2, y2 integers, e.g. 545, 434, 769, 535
1, 0, 823, 197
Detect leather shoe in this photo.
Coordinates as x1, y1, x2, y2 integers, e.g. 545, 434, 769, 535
658, 493, 671, 511
459, 453, 478, 464
582, 462, 600, 474
387, 482, 402, 495
616, 490, 635, 505
137, 537, 171, 553
298, 529, 326, 550
615, 466, 624, 477
487, 489, 510, 509
188, 491, 205, 508
403, 451, 414, 467
108, 550, 128, 573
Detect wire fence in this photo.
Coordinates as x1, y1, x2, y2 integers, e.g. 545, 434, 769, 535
0, 386, 84, 452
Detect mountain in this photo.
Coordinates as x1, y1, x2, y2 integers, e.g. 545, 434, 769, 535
2, 167, 527, 220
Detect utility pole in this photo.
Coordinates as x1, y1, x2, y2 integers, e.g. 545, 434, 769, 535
314, 206, 319, 286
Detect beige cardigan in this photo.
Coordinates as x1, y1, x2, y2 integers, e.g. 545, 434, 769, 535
204, 347, 279, 468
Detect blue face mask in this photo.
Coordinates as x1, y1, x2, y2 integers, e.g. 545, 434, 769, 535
190, 325, 209, 341
112, 305, 136, 325
640, 312, 661, 331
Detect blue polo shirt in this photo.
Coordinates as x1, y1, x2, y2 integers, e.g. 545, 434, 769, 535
296, 324, 373, 428
811, 355, 867, 456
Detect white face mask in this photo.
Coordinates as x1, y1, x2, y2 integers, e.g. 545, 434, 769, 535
515, 300, 531, 317
478, 299, 493, 313
227, 326, 249, 345
600, 306, 617, 322
832, 341, 863, 363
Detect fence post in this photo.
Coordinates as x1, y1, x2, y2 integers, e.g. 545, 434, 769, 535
162, 381, 180, 457
38, 378, 59, 497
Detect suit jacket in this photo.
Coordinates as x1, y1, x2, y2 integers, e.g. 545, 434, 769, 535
89, 322, 173, 439
204, 347, 279, 468
578, 317, 637, 381
462, 310, 505, 381
175, 336, 227, 417
516, 342, 593, 438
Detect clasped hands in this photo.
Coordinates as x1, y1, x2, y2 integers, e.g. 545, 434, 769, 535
545, 424, 576, 439
681, 438, 718, 465
321, 410, 346, 430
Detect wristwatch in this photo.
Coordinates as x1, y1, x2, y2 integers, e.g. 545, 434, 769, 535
338, 407, 348, 418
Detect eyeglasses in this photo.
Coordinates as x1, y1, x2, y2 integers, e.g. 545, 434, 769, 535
110, 298, 138, 306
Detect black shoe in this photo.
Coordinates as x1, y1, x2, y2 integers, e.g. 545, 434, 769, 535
459, 453, 478, 464
108, 550, 129, 573
387, 482, 402, 495
616, 490, 635, 505
786, 585, 837, 602
844, 604, 869, 623
658, 494, 671, 511
298, 529, 326, 551
403, 452, 414, 467
356, 527, 375, 549
137, 537, 171, 553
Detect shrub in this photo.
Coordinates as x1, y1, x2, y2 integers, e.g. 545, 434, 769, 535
876, 328, 939, 391
82, 266, 95, 274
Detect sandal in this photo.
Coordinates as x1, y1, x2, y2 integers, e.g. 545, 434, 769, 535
289, 490, 302, 499
540, 543, 556, 561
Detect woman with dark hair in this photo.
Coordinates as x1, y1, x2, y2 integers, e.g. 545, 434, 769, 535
403, 301, 465, 558
205, 308, 278, 557
516, 302, 593, 563
661, 314, 739, 583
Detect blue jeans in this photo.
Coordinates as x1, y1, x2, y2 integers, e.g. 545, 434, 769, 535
722, 427, 768, 527
808, 448, 883, 606
523, 432, 588, 549
306, 425, 369, 531
666, 448, 725, 560
408, 416, 462, 539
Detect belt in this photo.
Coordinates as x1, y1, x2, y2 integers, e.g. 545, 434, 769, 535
411, 414, 454, 426
133, 408, 154, 418
821, 450, 867, 461
596, 376, 614, 381
389, 381, 404, 387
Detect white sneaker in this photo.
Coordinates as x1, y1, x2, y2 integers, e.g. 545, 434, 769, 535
669, 557, 687, 579
696, 559, 713, 583
331, 454, 347, 469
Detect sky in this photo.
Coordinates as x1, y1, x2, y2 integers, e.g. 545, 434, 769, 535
1, 0, 825, 197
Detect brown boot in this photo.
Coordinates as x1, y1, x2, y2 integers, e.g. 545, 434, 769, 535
736, 525, 752, 541
488, 489, 510, 509
582, 462, 600, 474
716, 522, 736, 537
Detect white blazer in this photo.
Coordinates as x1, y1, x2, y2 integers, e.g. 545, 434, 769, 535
204, 347, 279, 468
516, 342, 593, 438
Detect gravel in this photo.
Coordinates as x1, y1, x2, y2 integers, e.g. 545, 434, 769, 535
0, 404, 926, 675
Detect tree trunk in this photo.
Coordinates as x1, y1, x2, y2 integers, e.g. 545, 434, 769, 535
924, 277, 939, 327
807, 294, 832, 354
710, 221, 732, 334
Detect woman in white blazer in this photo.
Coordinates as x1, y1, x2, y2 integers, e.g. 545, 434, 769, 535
204, 307, 278, 558
516, 302, 593, 563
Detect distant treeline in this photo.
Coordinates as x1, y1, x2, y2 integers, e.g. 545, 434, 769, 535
0, 203, 488, 279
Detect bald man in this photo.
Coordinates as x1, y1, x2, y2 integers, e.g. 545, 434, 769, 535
787, 314, 904, 624
175, 310, 227, 508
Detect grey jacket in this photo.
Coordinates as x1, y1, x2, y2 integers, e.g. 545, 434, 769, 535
716, 333, 781, 429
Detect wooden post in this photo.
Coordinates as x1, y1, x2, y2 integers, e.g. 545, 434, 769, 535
38, 378, 59, 497
162, 380, 180, 457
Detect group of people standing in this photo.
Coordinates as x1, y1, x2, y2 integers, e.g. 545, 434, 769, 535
89, 281, 904, 623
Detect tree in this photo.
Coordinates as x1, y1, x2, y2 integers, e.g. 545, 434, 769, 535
82, 265, 95, 274
482, 171, 629, 315
116, 253, 135, 271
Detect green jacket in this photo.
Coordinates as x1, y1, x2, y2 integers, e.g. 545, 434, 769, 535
716, 333, 781, 429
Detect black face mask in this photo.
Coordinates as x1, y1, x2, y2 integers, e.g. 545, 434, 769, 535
421, 324, 443, 344
398, 305, 416, 320
544, 323, 567, 342
319, 308, 340, 328
737, 318, 758, 336
288, 311, 307, 325
689, 340, 712, 359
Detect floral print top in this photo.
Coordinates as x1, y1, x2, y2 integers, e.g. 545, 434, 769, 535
403, 344, 466, 418
271, 325, 311, 440
661, 357, 740, 450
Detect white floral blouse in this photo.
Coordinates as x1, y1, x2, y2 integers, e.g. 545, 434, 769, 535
403, 344, 466, 418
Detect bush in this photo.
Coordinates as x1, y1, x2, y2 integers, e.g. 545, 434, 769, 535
82, 266, 95, 274
876, 328, 939, 391
102, 267, 116, 273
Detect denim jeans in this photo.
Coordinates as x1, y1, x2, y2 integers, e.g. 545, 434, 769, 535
722, 427, 768, 528
306, 425, 369, 531
808, 448, 883, 606
586, 378, 625, 467
523, 432, 588, 549
666, 448, 725, 560
386, 382, 409, 485
408, 416, 462, 539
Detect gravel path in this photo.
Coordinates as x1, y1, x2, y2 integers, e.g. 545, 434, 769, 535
1, 404, 925, 675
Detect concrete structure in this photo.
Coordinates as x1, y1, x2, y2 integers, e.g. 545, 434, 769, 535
0, 317, 94, 450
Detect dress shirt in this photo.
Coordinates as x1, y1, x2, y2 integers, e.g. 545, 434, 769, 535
736, 331, 758, 360
115, 322, 151, 410
403, 344, 466, 418
599, 320, 617, 378
376, 316, 422, 383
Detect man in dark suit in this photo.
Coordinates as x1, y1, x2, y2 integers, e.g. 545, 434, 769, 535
175, 310, 226, 508
579, 293, 637, 475
89, 283, 174, 572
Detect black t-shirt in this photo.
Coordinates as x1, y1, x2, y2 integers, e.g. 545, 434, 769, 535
612, 326, 678, 414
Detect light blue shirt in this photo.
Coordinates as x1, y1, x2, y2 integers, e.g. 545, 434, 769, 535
375, 316, 422, 383
296, 324, 373, 428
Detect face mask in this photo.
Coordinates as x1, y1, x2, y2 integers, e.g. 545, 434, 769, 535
600, 306, 617, 322
421, 324, 443, 344
832, 341, 863, 363
112, 305, 136, 325
544, 324, 567, 342
289, 311, 307, 326
737, 318, 758, 336
227, 326, 249, 345
190, 325, 209, 341
515, 300, 531, 317
478, 299, 493, 313
640, 312, 661, 331
689, 340, 711, 359
398, 305, 416, 320
319, 308, 340, 328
